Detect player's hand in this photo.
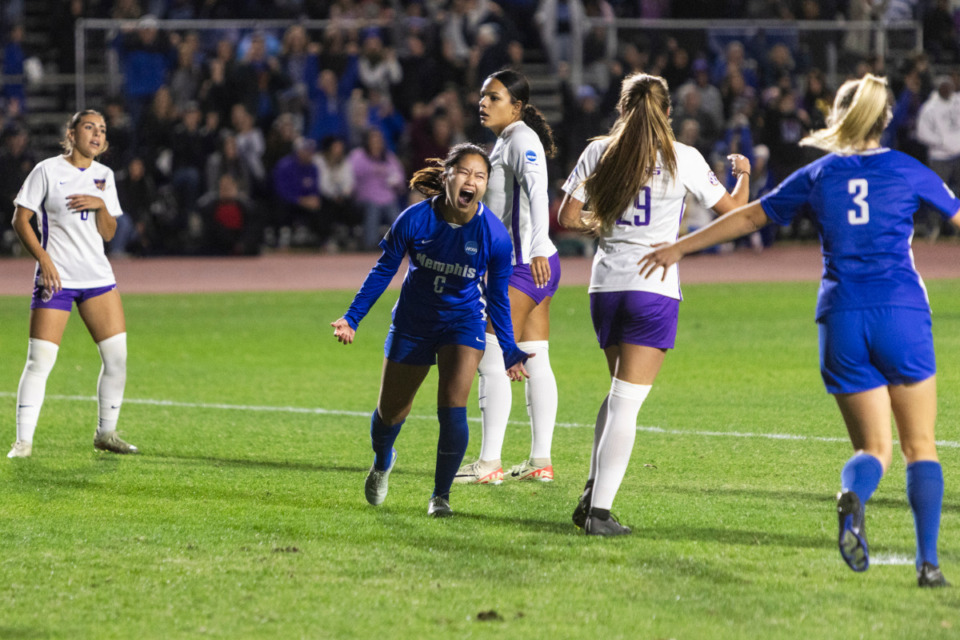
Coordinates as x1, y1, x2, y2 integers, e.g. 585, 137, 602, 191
37, 253, 62, 295
727, 154, 750, 178
66, 194, 105, 213
331, 317, 356, 344
637, 243, 683, 281
530, 255, 551, 288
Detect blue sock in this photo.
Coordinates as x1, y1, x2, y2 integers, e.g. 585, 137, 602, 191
840, 453, 884, 505
907, 460, 943, 569
370, 410, 403, 471
433, 406, 469, 500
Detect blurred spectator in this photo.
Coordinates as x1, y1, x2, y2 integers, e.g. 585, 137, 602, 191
365, 88, 405, 153
111, 156, 155, 255
469, 22, 512, 89
169, 38, 204, 111
198, 38, 243, 124
801, 69, 831, 131
102, 98, 136, 170
235, 30, 289, 129
676, 58, 724, 132
720, 68, 758, 123
2, 24, 26, 110
279, 24, 320, 97
348, 128, 406, 250
263, 112, 299, 176
394, 34, 443, 119
672, 85, 720, 147
676, 117, 711, 159
231, 103, 267, 197
169, 101, 215, 219
271, 136, 325, 248
916, 75, 960, 222
711, 41, 759, 89
0, 124, 34, 253
661, 41, 693, 90
759, 87, 809, 182
761, 42, 796, 88
206, 129, 251, 195
408, 106, 454, 175
357, 30, 402, 95
558, 75, 611, 173
315, 136, 359, 248
923, 0, 960, 64
307, 56, 358, 144
136, 85, 177, 175
53, 0, 87, 76
198, 173, 260, 255
883, 65, 926, 160
114, 14, 176, 124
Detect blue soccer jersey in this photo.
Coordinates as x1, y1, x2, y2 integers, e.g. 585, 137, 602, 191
343, 197, 524, 367
760, 148, 960, 320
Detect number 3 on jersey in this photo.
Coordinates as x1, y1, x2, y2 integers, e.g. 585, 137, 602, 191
616, 187, 651, 227
847, 179, 869, 225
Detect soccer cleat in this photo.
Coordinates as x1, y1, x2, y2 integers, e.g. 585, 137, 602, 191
453, 459, 503, 485
427, 495, 453, 517
7, 440, 32, 458
572, 481, 594, 529
837, 491, 869, 572
93, 431, 138, 454
917, 562, 951, 588
507, 459, 554, 482
584, 512, 632, 537
364, 448, 397, 506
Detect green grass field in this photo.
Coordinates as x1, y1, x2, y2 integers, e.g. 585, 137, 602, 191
1, 280, 959, 639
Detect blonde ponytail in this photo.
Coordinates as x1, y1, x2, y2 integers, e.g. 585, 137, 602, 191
800, 73, 891, 153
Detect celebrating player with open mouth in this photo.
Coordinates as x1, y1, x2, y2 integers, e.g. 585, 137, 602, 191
331, 143, 530, 517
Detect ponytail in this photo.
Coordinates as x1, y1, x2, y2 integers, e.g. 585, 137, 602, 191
800, 73, 891, 153
584, 73, 677, 232
521, 104, 558, 159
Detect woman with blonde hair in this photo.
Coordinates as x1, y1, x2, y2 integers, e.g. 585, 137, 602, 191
639, 74, 960, 586
557, 72, 751, 534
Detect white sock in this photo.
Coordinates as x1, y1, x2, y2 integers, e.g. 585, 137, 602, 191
16, 339, 59, 443
588, 395, 609, 482
96, 332, 127, 434
591, 378, 652, 511
478, 333, 512, 462
519, 340, 557, 460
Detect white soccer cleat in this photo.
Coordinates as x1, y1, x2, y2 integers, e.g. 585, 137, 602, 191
453, 459, 503, 485
93, 430, 138, 454
508, 458, 554, 482
364, 448, 397, 506
7, 440, 32, 458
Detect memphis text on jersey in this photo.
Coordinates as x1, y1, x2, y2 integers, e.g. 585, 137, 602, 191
415, 252, 478, 279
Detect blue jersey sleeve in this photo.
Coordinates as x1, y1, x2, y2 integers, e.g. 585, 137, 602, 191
342, 211, 410, 329
759, 162, 817, 226
485, 228, 525, 369
912, 163, 960, 219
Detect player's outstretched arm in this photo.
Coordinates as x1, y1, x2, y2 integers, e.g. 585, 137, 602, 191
331, 317, 356, 345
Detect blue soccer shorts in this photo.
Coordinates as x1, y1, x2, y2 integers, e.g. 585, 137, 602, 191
818, 307, 936, 394
384, 319, 487, 366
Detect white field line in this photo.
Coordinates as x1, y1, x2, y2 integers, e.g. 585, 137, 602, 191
2, 391, 959, 449
869, 553, 914, 566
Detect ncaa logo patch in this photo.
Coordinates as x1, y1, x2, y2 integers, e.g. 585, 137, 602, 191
464, 241, 478, 255
524, 150, 537, 163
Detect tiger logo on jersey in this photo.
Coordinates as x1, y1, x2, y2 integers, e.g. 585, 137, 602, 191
94, 179, 106, 191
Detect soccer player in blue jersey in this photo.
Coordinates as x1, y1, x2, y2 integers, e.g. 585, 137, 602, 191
638, 74, 960, 587
331, 143, 530, 517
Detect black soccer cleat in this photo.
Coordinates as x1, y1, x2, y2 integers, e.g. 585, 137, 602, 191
917, 562, 951, 588
584, 511, 632, 537
572, 480, 594, 529
837, 491, 869, 572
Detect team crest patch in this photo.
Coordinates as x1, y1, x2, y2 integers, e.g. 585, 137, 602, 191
707, 171, 719, 186
94, 179, 106, 191
524, 150, 537, 163
464, 241, 478, 255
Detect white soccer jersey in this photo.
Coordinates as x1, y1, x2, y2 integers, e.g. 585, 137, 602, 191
563, 139, 726, 298
15, 156, 123, 288
483, 120, 557, 265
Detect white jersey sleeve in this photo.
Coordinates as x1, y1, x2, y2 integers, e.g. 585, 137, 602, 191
14, 156, 120, 289
563, 140, 726, 299
483, 121, 557, 265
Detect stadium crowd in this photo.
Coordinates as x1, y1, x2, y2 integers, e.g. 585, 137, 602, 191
1, 0, 960, 256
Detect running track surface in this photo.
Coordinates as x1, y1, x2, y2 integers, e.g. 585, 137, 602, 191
1, 242, 958, 295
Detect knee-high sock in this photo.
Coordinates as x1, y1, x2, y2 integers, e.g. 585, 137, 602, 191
587, 395, 609, 483
370, 409, 403, 471
96, 333, 127, 434
907, 460, 944, 568
840, 452, 884, 505
16, 338, 59, 443
478, 334, 511, 462
591, 379, 652, 511
435, 406, 469, 499
519, 340, 557, 460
